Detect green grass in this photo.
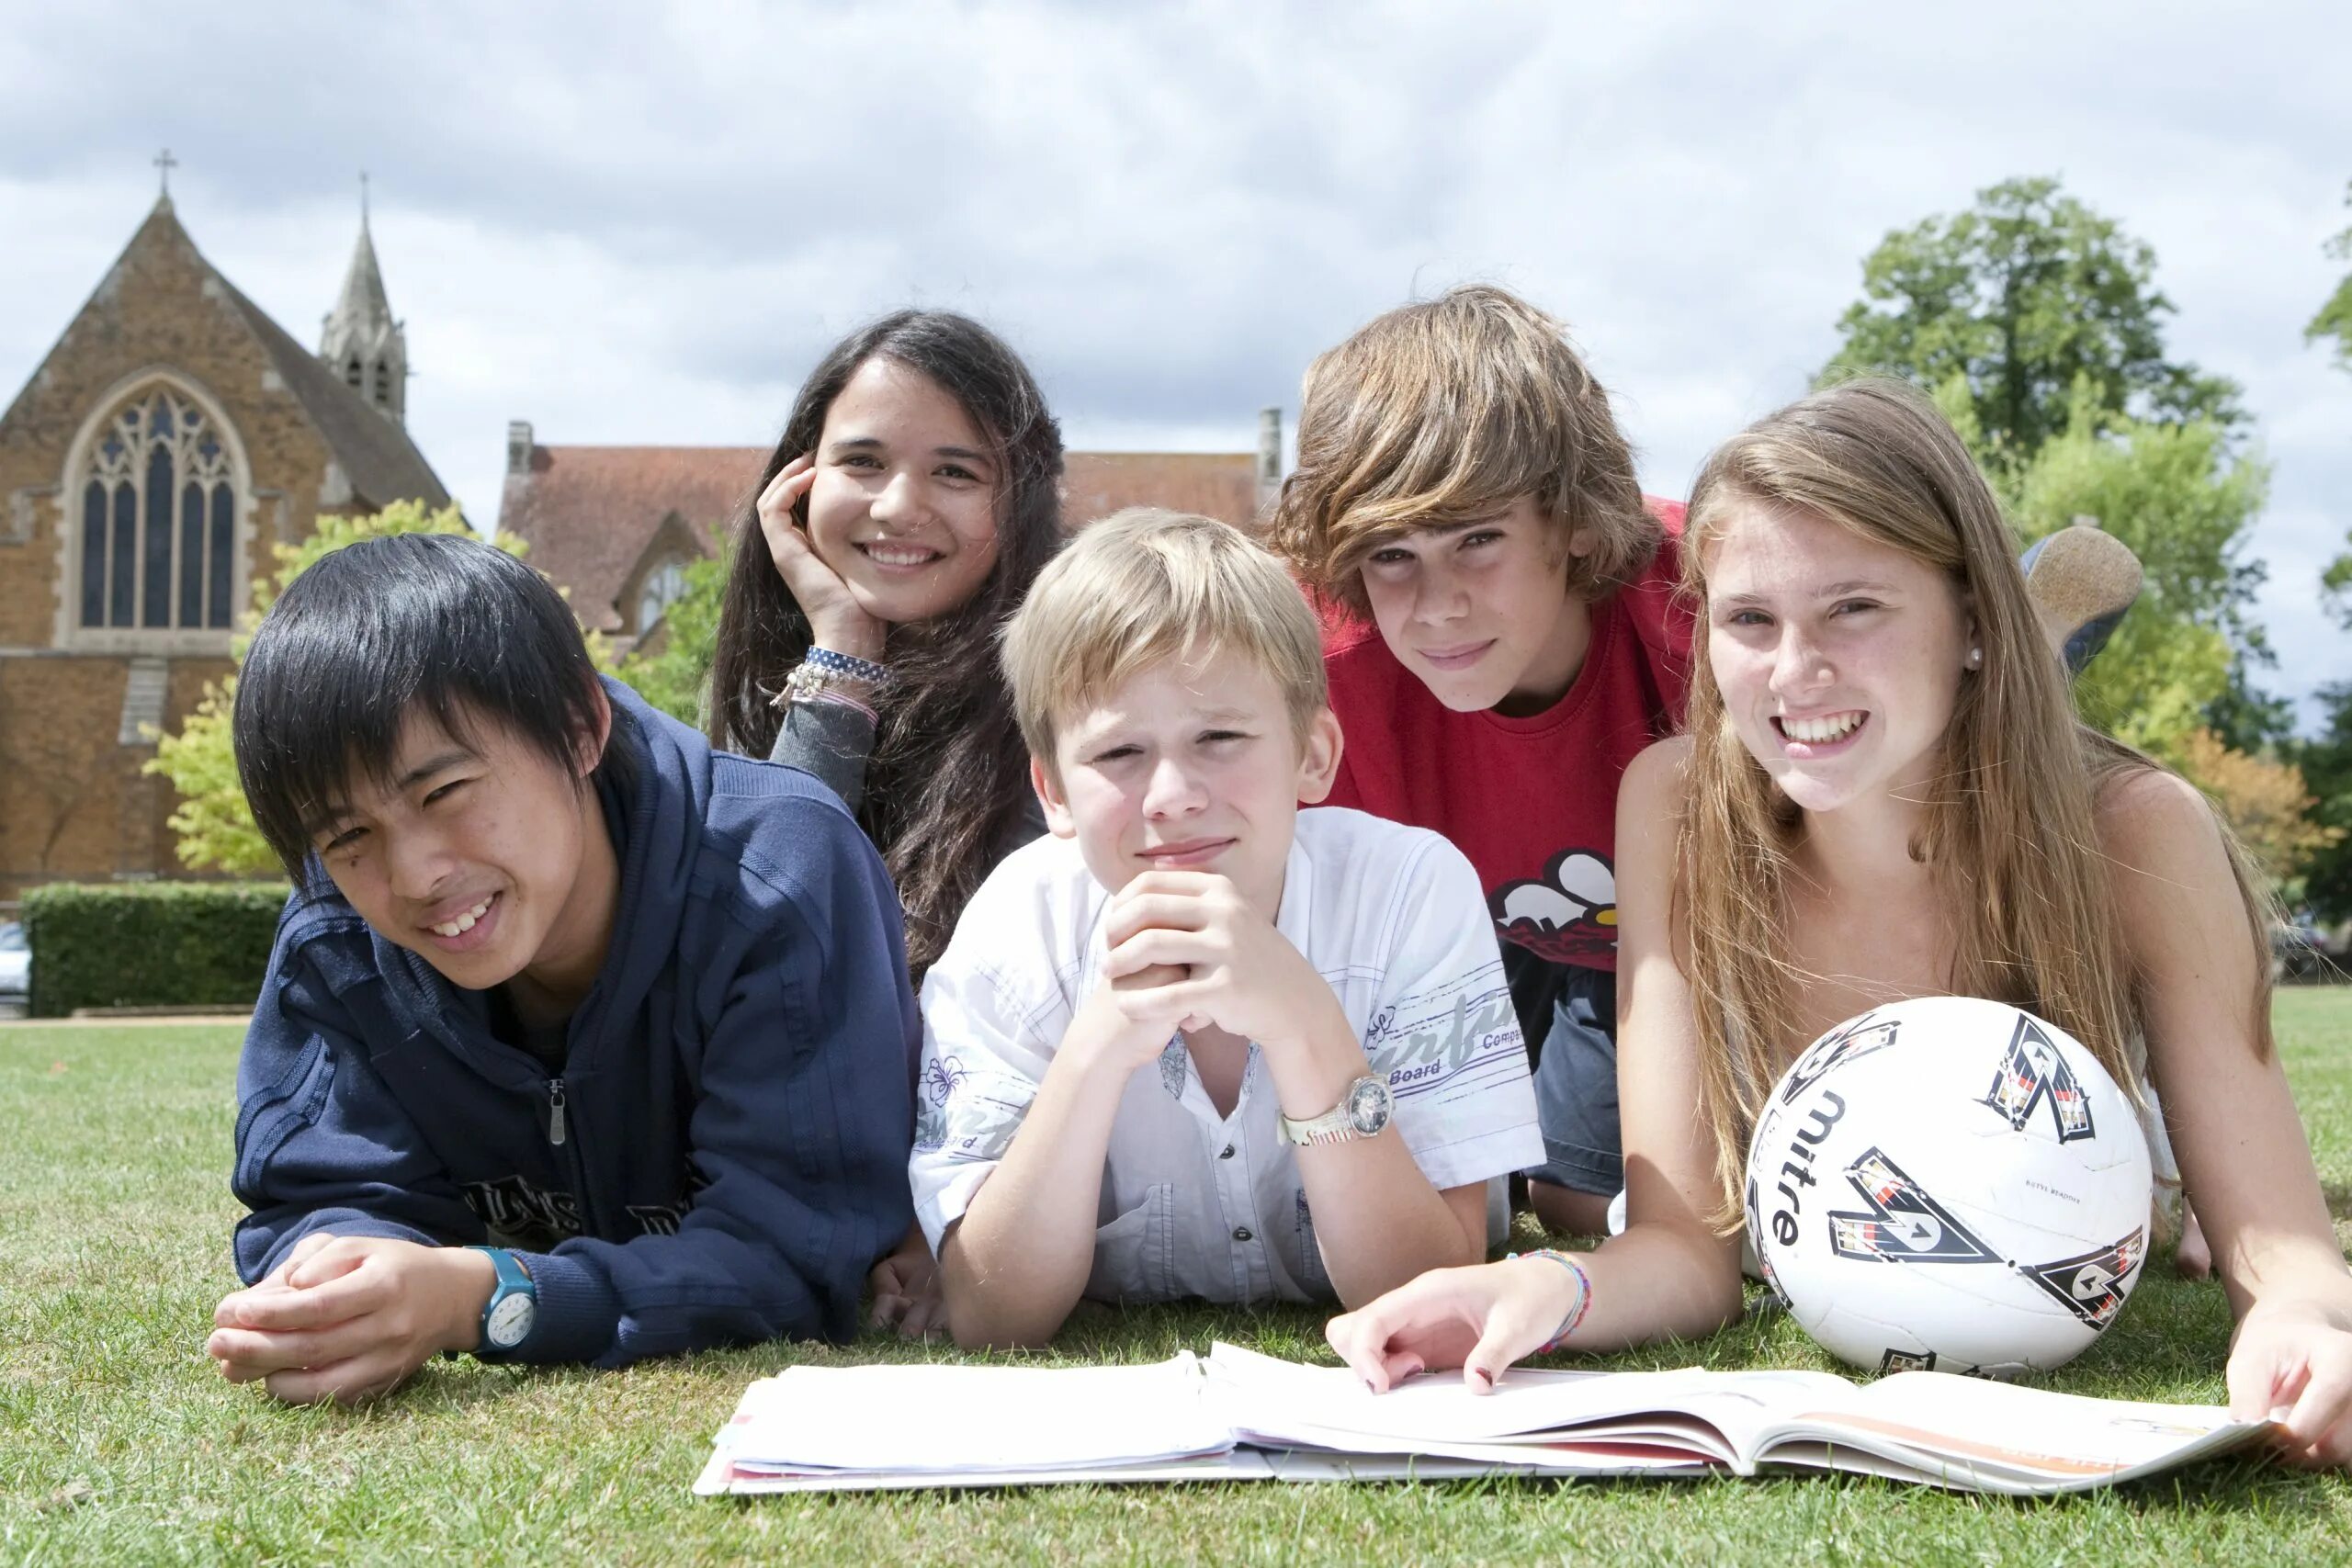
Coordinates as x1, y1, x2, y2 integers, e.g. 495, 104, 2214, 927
3, 993, 2349, 1564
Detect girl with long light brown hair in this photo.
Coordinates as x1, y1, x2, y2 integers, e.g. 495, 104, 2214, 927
1328, 379, 2352, 1468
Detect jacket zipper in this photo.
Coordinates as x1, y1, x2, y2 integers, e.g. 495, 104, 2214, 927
548, 1077, 568, 1146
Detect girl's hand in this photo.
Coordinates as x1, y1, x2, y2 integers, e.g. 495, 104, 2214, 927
1325, 1257, 1577, 1394
2227, 1294, 2352, 1469
756, 455, 885, 662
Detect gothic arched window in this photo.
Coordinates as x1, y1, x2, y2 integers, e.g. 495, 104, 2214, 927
636, 556, 689, 634
77, 387, 238, 631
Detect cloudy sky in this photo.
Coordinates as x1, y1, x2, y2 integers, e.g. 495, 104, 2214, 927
6, 2, 2347, 724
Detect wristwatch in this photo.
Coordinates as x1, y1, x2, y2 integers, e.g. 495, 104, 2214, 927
1280, 1074, 1394, 1146
469, 1247, 537, 1353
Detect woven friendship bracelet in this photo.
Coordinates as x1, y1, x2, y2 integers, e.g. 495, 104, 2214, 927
1509, 1248, 1593, 1353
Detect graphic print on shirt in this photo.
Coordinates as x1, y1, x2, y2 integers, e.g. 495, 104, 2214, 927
920, 1055, 1036, 1163
462, 1173, 584, 1252
1491, 848, 1617, 963
1367, 959, 1523, 1107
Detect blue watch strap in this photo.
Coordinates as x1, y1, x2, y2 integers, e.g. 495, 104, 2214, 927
469, 1246, 537, 1353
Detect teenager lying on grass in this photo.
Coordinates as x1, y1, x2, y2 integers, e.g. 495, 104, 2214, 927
1327, 380, 2352, 1469
910, 508, 1544, 1348
209, 535, 917, 1403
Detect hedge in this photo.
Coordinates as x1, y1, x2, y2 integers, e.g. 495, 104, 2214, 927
20, 881, 288, 1017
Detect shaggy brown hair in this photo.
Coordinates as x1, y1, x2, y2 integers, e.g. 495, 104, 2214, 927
1267, 285, 1657, 618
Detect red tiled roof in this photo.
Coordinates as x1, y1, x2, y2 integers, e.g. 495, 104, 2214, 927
1063, 452, 1261, 532
497, 446, 1265, 632
498, 446, 766, 632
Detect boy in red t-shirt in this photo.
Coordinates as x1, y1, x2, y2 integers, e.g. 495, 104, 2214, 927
1268, 286, 1690, 1236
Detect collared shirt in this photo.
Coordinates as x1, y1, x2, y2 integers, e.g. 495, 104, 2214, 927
910, 807, 1544, 1305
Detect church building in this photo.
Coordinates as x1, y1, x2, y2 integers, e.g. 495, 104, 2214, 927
0, 189, 449, 902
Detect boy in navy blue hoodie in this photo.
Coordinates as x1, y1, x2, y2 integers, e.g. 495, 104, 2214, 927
206, 534, 917, 1403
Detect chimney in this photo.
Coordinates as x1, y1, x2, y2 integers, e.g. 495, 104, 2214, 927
1256, 407, 1283, 508
507, 421, 535, 478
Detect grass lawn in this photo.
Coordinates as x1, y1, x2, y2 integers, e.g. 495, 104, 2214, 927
2, 995, 2348, 1565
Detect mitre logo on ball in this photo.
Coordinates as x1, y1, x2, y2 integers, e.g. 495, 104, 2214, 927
1744, 997, 2154, 1377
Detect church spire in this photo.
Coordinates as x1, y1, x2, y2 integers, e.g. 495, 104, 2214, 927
319, 174, 408, 425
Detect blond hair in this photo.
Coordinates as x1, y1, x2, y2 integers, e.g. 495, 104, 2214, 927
1676, 378, 2277, 1229
1001, 507, 1328, 773
1267, 285, 1659, 619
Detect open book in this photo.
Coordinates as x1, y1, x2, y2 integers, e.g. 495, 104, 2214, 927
695, 1343, 2265, 1497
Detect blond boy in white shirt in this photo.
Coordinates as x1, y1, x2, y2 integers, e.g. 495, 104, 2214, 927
910, 507, 1542, 1348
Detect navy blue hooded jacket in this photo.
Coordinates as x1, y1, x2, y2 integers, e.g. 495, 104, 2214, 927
231, 679, 919, 1365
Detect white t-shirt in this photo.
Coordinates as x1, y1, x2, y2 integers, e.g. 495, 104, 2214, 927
910, 806, 1544, 1305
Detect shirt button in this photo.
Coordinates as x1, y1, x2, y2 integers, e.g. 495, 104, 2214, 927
1219, 1145, 1236, 1159
1233, 1226, 1253, 1243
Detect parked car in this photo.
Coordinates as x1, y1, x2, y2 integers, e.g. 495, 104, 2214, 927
0, 921, 27, 1003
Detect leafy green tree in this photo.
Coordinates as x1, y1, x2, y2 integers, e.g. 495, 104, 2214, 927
2307, 180, 2352, 375
1826, 176, 2242, 469
614, 556, 729, 727
144, 502, 594, 875
2287, 683, 2352, 921
2006, 392, 2268, 763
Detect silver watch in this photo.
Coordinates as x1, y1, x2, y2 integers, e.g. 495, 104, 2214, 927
1280, 1074, 1394, 1146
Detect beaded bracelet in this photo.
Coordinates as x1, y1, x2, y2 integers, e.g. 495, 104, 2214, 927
805, 646, 891, 685
768, 646, 892, 710
1509, 1248, 1593, 1353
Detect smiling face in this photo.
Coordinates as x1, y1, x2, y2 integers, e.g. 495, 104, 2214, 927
309, 701, 616, 1003
1703, 502, 1975, 817
1356, 495, 1598, 716
1034, 647, 1342, 918
804, 355, 1004, 626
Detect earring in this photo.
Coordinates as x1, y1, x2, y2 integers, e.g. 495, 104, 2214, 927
1965, 647, 1983, 670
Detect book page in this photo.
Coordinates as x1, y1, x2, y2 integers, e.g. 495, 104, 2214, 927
1206, 1342, 1849, 1460
712, 1355, 1232, 1475
1754, 1371, 2264, 1491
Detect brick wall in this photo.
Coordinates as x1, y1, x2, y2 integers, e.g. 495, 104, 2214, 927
0, 203, 343, 899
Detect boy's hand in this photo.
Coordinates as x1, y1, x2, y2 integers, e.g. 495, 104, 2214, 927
208, 1235, 496, 1404
868, 1223, 947, 1338
1102, 871, 1340, 1051
1076, 960, 1193, 1072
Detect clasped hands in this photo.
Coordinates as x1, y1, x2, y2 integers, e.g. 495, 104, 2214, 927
209, 1234, 493, 1405
1085, 869, 1342, 1066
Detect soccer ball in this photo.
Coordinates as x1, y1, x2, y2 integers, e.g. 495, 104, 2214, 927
1744, 996, 2153, 1377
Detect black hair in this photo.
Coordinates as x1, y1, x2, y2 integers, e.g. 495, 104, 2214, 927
234, 532, 617, 881
707, 309, 1064, 976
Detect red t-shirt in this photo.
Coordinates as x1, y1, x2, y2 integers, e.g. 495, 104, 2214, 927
1321, 503, 1693, 975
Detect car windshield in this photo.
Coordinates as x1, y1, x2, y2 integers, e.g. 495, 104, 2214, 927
0, 924, 24, 951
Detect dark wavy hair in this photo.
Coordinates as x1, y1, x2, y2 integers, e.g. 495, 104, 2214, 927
707, 310, 1065, 975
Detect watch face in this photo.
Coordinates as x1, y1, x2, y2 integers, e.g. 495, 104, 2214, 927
486, 1292, 536, 1349
1345, 1076, 1393, 1136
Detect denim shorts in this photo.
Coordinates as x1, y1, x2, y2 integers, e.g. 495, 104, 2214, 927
1522, 962, 1623, 1197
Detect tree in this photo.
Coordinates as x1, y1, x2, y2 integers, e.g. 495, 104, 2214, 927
2006, 389, 2269, 763
143, 502, 595, 875
2177, 728, 2344, 908
2307, 180, 2352, 375
614, 556, 729, 727
2289, 684, 2352, 921
1826, 176, 2242, 469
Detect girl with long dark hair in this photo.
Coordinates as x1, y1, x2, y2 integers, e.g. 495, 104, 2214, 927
709, 310, 1065, 978
707, 310, 1065, 1335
